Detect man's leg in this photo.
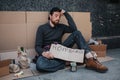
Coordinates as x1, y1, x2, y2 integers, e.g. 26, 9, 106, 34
62, 30, 108, 73
36, 56, 65, 72
62, 30, 91, 53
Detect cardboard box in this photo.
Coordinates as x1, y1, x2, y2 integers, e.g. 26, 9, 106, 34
89, 44, 107, 57
0, 11, 25, 24
0, 59, 11, 77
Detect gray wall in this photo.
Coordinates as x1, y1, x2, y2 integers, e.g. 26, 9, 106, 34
0, 0, 120, 48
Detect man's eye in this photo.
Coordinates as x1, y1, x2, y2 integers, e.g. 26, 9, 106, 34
55, 15, 58, 17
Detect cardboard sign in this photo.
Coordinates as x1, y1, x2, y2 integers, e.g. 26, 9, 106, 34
50, 44, 84, 63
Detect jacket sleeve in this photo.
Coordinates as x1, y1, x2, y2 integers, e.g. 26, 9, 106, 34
63, 12, 77, 33
35, 26, 44, 56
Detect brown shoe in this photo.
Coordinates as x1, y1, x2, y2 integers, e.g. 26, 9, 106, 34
85, 58, 108, 73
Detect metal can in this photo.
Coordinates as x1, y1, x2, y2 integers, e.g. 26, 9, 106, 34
70, 62, 77, 72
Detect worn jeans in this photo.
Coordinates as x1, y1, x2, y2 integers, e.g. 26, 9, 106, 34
36, 30, 91, 72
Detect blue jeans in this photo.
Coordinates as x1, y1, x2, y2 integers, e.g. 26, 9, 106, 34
36, 30, 91, 72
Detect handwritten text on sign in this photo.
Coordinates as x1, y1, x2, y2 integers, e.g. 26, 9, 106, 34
50, 44, 84, 63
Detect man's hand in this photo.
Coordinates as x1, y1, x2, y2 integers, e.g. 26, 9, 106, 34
61, 9, 65, 16
42, 51, 54, 59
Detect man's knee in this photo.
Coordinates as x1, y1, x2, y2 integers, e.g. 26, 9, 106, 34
72, 30, 82, 36
36, 56, 47, 70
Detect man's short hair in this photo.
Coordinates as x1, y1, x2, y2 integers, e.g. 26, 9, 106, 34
48, 7, 61, 20
50, 7, 61, 15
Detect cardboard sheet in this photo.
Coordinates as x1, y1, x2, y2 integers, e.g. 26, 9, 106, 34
50, 44, 84, 63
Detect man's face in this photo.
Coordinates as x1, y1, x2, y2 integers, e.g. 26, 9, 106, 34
49, 12, 61, 25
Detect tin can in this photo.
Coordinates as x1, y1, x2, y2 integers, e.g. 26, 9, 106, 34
70, 62, 77, 72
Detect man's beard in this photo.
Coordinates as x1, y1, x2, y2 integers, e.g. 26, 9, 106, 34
51, 20, 59, 25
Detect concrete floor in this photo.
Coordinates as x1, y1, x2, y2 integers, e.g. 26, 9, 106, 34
14, 48, 120, 80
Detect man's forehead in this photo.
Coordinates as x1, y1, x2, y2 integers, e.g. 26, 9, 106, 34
53, 12, 61, 15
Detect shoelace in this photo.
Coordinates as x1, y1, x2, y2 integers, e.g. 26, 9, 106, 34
94, 59, 102, 66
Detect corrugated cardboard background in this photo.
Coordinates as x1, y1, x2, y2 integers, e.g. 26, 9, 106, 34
0, 11, 91, 52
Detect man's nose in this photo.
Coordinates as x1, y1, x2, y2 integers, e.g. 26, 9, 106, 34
56, 16, 60, 20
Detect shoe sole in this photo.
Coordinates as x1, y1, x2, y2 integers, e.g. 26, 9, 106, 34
85, 66, 108, 73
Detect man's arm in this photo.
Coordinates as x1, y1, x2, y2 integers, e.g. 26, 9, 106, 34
35, 26, 54, 59
61, 9, 77, 32
35, 26, 44, 56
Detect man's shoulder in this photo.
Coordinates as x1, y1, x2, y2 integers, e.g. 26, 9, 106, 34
38, 23, 48, 29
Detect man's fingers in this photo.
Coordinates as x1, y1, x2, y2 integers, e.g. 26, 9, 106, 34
49, 53, 54, 59
61, 9, 65, 14
42, 52, 54, 59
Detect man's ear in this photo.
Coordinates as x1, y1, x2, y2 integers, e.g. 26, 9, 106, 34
48, 14, 51, 20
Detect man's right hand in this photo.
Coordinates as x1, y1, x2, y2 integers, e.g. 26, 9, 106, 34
61, 9, 65, 16
42, 51, 54, 59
